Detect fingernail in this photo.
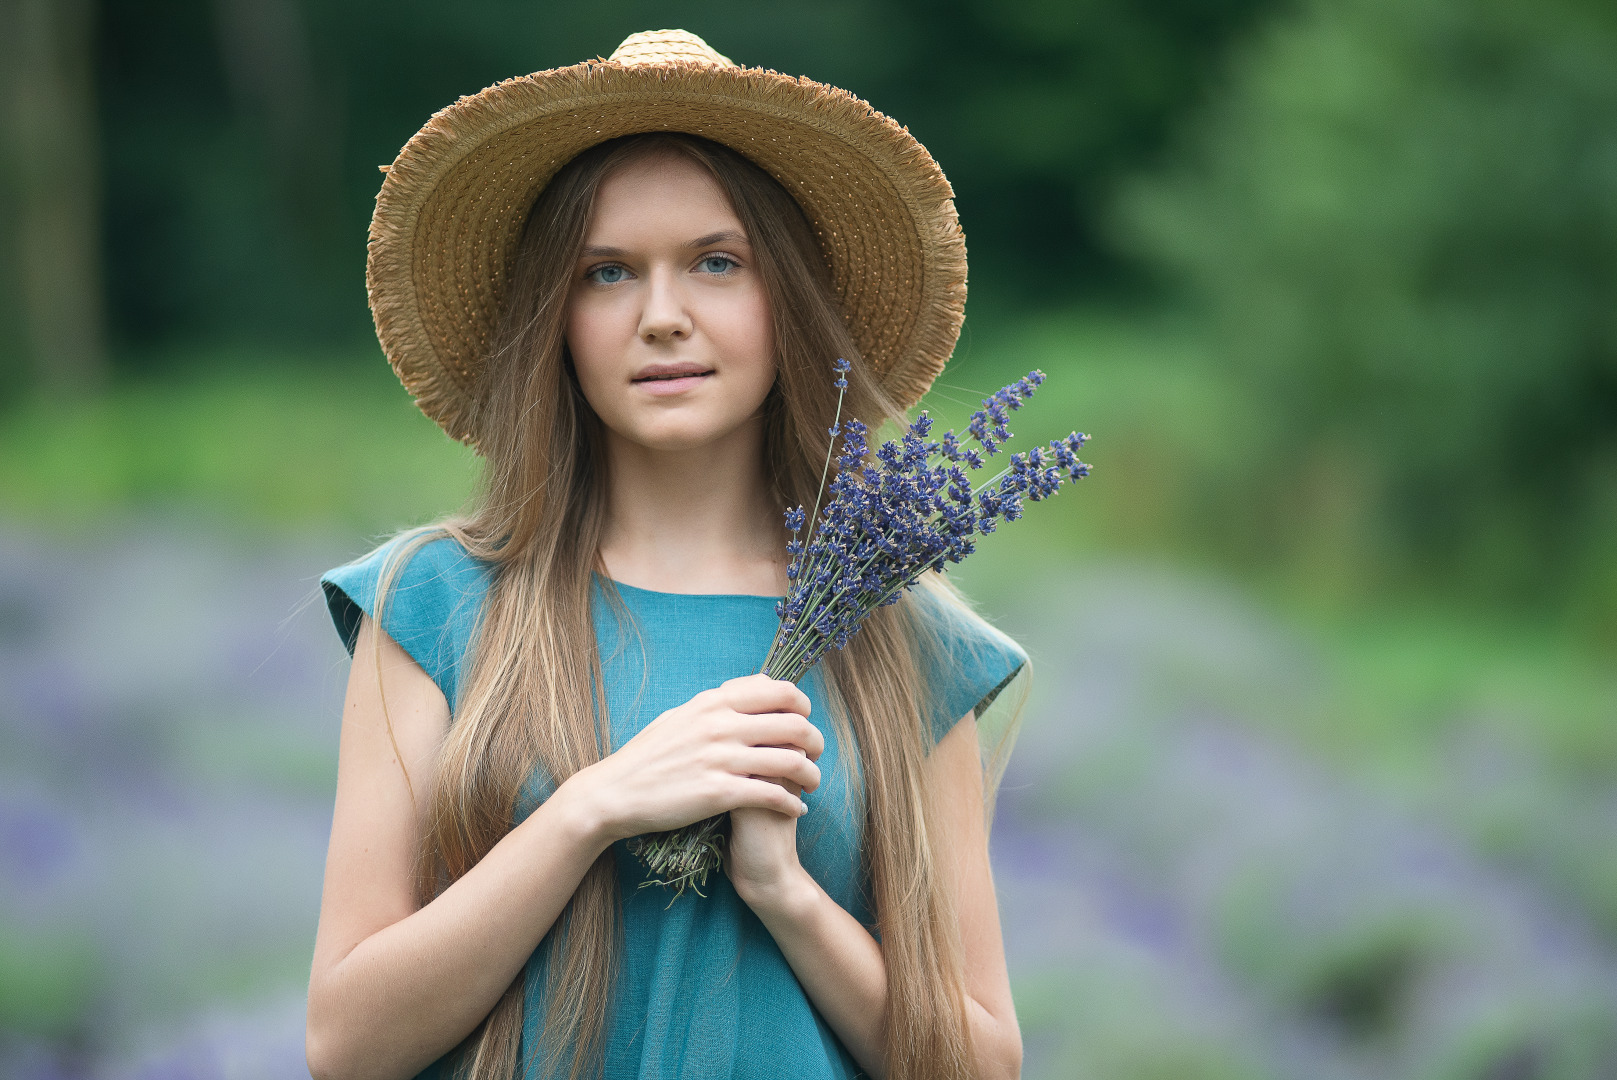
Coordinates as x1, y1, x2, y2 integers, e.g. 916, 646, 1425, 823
797, 798, 809, 816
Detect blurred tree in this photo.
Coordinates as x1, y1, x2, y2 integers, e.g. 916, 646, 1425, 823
79, 0, 1273, 361
823, 0, 1289, 304
1120, 0, 1617, 606
0, 0, 108, 399
97, 0, 351, 353
210, 0, 346, 311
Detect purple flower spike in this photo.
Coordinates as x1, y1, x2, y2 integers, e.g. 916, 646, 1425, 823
832, 356, 851, 389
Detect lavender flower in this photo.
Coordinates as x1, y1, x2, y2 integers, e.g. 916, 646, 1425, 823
631, 362, 1090, 897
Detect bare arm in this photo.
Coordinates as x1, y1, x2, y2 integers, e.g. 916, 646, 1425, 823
305, 617, 613, 1080
728, 713, 1022, 1079
306, 617, 823, 1080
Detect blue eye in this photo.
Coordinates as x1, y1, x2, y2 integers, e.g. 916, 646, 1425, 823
587, 264, 628, 284
698, 255, 738, 274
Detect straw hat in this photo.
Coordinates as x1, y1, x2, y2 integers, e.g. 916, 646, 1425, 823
367, 29, 966, 445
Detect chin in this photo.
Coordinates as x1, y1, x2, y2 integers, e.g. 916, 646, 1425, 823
636, 428, 730, 454
622, 413, 759, 455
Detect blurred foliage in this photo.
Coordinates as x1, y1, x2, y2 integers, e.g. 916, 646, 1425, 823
1119, 0, 1617, 612
13, 0, 1275, 371
0, 925, 99, 1039
1013, 968, 1272, 1080
0, 350, 477, 533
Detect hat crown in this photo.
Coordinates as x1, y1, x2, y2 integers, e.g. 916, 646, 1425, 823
608, 29, 735, 69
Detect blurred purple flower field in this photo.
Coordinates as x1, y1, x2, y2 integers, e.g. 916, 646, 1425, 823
1, 523, 1613, 1080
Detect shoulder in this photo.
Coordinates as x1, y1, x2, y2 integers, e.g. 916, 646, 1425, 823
906, 576, 1028, 744
320, 531, 490, 651
320, 530, 494, 709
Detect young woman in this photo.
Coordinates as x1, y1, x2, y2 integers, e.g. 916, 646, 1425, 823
307, 30, 1027, 1080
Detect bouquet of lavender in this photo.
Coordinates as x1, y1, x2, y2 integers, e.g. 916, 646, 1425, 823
629, 359, 1090, 897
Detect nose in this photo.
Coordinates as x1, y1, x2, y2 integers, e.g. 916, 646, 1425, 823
637, 265, 693, 343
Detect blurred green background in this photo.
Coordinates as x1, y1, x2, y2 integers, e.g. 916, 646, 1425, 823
1, 1, 1615, 1078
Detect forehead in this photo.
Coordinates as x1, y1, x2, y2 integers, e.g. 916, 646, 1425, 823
585, 152, 744, 242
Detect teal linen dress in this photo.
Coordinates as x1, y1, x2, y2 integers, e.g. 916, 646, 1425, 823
321, 535, 1025, 1080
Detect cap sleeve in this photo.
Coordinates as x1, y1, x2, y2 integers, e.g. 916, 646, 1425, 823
320, 533, 492, 711
911, 583, 1029, 748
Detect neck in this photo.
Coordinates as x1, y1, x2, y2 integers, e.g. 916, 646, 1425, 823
597, 420, 786, 596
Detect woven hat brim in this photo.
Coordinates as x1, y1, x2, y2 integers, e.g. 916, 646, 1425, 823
367, 59, 967, 445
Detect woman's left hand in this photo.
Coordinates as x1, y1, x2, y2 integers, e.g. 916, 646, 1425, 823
726, 768, 809, 907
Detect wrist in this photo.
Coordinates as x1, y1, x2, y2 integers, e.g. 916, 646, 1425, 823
734, 862, 821, 923
545, 766, 622, 856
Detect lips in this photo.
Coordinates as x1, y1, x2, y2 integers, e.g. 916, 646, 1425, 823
631, 363, 714, 397
632, 363, 713, 384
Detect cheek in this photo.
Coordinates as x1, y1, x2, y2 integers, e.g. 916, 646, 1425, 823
713, 287, 776, 396
565, 296, 622, 407
564, 296, 603, 370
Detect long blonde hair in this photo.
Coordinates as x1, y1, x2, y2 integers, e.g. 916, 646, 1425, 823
384, 133, 995, 1080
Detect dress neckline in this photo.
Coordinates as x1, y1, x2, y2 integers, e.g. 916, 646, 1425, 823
598, 574, 785, 603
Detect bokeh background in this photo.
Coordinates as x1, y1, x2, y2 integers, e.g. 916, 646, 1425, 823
2, 1, 1615, 1077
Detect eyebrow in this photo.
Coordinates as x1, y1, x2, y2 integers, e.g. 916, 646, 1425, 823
580, 229, 750, 258
690, 229, 749, 249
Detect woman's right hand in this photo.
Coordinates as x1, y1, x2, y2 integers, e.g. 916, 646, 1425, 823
564, 673, 824, 842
